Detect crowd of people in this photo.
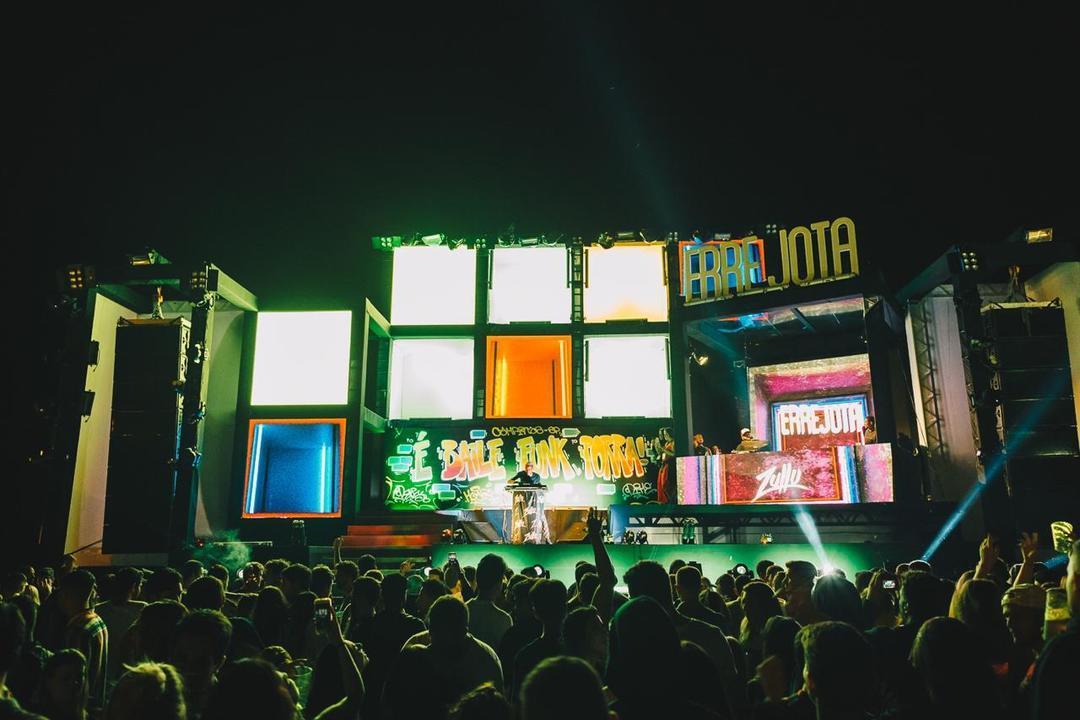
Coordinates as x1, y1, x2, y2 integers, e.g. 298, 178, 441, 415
1, 514, 1077, 720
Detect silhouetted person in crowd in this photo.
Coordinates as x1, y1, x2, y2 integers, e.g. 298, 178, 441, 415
680, 640, 728, 716
606, 596, 721, 719
448, 683, 512, 720
32, 649, 87, 720
382, 645, 449, 720
498, 578, 539, 682
333, 561, 359, 602
625, 560, 740, 716
344, 576, 379, 646
716, 573, 737, 603
0, 603, 45, 718
356, 572, 424, 718
570, 573, 600, 612
356, 554, 378, 576
811, 574, 865, 629
1000, 583, 1045, 701
422, 596, 502, 703
779, 561, 826, 626
253, 586, 289, 648
511, 579, 566, 701
125, 600, 187, 669
201, 658, 295, 720
92, 567, 144, 641
521, 656, 608, 720
185, 576, 226, 613
51, 571, 106, 709
1031, 538, 1080, 720
238, 562, 263, 595
180, 560, 205, 590
263, 559, 288, 590
170, 610, 232, 718
801, 621, 877, 720
950, 578, 1012, 678
739, 580, 783, 674
144, 567, 184, 603
310, 564, 334, 599
911, 617, 1002, 720
467, 554, 513, 652
104, 661, 186, 720
280, 564, 312, 605
753, 615, 802, 704
5, 596, 47, 705
563, 606, 608, 675
417, 578, 452, 627
207, 564, 230, 591
677, 565, 728, 629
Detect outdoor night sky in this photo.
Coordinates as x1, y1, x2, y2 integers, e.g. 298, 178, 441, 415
7, 5, 1073, 437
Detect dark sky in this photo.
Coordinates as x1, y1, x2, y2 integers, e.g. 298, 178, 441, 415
6, 3, 1073, 396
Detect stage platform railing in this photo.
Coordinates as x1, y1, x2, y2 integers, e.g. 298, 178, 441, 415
608, 501, 956, 543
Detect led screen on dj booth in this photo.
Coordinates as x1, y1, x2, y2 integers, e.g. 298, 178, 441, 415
770, 394, 868, 451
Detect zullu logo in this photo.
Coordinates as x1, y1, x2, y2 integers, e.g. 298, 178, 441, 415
753, 462, 811, 501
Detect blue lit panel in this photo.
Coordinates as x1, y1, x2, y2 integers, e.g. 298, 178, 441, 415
243, 419, 345, 517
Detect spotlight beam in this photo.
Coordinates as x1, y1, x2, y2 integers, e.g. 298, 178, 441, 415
921, 372, 1072, 561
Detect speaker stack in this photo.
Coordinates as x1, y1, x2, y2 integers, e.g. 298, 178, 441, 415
102, 318, 190, 553
985, 305, 1079, 533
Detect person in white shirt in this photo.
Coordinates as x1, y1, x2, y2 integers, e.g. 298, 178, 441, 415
465, 554, 512, 652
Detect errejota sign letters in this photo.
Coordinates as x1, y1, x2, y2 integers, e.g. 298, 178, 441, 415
681, 216, 860, 304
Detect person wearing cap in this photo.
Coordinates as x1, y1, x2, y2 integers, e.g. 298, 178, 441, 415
734, 428, 765, 454
1002, 583, 1046, 704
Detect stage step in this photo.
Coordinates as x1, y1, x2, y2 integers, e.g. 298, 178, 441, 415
340, 534, 437, 548
341, 512, 450, 553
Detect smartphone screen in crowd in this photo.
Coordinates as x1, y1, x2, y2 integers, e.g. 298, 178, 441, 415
314, 598, 332, 631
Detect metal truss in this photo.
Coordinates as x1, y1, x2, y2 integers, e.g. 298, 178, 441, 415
909, 296, 947, 462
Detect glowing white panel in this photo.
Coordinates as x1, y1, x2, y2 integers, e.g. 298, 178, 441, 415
250, 312, 352, 406
389, 339, 474, 419
584, 335, 671, 417
489, 248, 571, 323
391, 247, 476, 325
584, 245, 668, 322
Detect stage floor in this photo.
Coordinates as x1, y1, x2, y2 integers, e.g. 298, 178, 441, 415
432, 542, 908, 586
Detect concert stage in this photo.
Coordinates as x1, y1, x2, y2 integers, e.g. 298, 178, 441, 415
45, 222, 1076, 565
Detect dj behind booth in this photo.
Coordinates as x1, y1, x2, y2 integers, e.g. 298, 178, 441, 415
505, 462, 551, 544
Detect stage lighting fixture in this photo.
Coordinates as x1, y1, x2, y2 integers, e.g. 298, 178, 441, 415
690, 349, 709, 366
597, 233, 616, 249
636, 530, 649, 545
960, 250, 980, 272
62, 264, 95, 292
622, 529, 636, 545
128, 249, 165, 266
759, 533, 774, 545
289, 520, 307, 547
421, 233, 445, 247
1025, 228, 1053, 244
732, 563, 750, 577
372, 235, 403, 250
519, 236, 541, 246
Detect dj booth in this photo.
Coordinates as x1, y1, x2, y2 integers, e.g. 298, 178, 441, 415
675, 443, 895, 506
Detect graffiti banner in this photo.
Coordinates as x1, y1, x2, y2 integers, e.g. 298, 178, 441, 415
384, 423, 667, 510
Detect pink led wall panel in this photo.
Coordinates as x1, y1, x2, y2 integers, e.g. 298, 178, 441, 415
746, 354, 874, 449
